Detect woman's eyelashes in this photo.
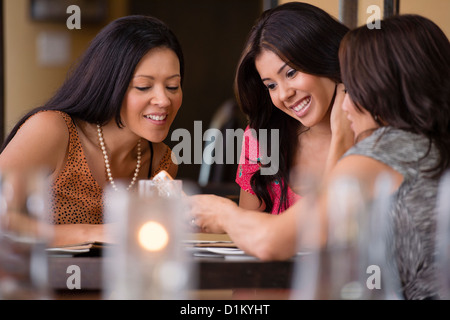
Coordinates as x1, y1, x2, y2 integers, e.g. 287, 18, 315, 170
134, 85, 180, 92
286, 69, 297, 79
263, 68, 298, 91
266, 82, 277, 91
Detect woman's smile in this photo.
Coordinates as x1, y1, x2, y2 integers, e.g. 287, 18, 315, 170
290, 96, 312, 117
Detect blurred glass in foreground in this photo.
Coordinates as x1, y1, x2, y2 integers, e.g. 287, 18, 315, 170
103, 177, 196, 299
0, 169, 52, 300
291, 174, 403, 300
436, 170, 450, 299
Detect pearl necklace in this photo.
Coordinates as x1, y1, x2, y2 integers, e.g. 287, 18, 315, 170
96, 124, 142, 191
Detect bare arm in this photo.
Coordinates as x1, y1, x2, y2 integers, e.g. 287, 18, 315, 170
0, 112, 108, 246
51, 224, 109, 246
189, 194, 299, 261
189, 154, 404, 261
238, 188, 265, 211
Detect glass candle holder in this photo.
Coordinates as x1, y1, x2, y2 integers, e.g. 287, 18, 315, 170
436, 171, 450, 299
0, 169, 52, 300
103, 179, 196, 300
291, 174, 402, 300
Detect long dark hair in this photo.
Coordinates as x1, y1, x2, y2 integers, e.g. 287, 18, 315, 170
339, 14, 450, 177
2, 15, 184, 151
235, 2, 349, 213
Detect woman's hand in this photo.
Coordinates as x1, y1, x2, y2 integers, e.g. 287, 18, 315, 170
330, 83, 354, 148
50, 223, 109, 247
188, 194, 300, 260
325, 83, 355, 177
188, 194, 238, 234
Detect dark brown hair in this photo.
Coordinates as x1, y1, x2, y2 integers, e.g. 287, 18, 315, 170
235, 2, 349, 213
2, 15, 184, 151
339, 14, 450, 176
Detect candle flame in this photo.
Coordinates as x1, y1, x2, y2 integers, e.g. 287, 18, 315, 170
138, 221, 169, 251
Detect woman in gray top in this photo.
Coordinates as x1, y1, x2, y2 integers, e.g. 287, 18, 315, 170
188, 14, 449, 299
338, 14, 450, 299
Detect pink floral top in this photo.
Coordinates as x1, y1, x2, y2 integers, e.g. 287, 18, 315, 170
235, 126, 301, 214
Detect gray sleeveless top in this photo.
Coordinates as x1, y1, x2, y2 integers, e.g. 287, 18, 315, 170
343, 127, 440, 300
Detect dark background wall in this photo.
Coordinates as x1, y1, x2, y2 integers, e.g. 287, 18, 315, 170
130, 0, 262, 183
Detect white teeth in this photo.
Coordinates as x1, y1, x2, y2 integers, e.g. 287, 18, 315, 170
145, 114, 167, 121
293, 97, 311, 112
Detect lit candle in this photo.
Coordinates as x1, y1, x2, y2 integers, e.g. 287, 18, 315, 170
138, 221, 169, 252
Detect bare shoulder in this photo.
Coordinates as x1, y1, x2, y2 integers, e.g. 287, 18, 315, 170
328, 154, 403, 190
0, 111, 70, 172
334, 154, 392, 174
17, 111, 69, 147
21, 110, 69, 134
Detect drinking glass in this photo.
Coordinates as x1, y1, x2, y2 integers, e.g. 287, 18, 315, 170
289, 190, 322, 300
103, 178, 196, 299
436, 170, 450, 299
291, 173, 402, 300
364, 173, 403, 299
321, 176, 368, 300
0, 169, 52, 300
138, 179, 183, 198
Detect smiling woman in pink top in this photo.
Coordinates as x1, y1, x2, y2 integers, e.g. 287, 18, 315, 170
234, 2, 352, 214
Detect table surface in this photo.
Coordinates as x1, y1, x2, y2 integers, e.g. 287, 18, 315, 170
48, 256, 296, 291
47, 233, 298, 298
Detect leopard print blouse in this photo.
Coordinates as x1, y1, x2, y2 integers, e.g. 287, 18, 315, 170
32, 111, 173, 224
